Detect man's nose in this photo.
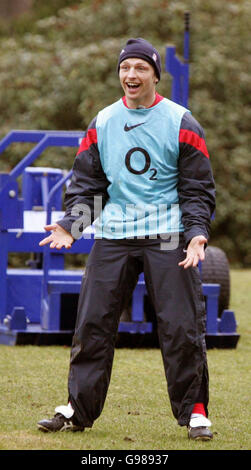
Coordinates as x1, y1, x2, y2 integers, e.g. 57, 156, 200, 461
127, 67, 137, 78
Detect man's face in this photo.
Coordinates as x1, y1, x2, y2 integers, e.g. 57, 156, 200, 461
119, 57, 157, 108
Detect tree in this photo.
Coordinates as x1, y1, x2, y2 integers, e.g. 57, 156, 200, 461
0, 0, 33, 19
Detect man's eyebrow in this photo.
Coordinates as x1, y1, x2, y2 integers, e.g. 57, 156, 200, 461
120, 60, 149, 67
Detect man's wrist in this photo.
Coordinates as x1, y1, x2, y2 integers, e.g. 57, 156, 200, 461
184, 228, 208, 248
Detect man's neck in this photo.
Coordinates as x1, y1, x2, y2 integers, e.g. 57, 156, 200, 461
126, 91, 156, 109
122, 92, 163, 109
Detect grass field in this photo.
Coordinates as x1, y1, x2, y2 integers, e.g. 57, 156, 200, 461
0, 269, 250, 451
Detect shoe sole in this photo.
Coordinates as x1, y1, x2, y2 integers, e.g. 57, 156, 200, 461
37, 423, 84, 433
37, 423, 53, 433
188, 431, 213, 441
190, 435, 213, 441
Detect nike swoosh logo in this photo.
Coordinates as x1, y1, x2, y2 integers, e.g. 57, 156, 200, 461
124, 122, 145, 132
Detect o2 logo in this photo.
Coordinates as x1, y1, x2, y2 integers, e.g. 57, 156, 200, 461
125, 147, 158, 180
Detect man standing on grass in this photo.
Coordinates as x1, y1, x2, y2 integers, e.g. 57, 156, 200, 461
37, 38, 215, 440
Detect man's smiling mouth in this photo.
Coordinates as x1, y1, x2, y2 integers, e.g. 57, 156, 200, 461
126, 82, 140, 89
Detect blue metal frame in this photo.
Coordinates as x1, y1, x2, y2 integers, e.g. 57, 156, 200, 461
165, 11, 190, 108
0, 130, 85, 339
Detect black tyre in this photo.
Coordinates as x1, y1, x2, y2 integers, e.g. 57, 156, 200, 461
201, 246, 230, 316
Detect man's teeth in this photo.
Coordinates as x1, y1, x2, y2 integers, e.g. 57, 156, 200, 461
127, 83, 140, 88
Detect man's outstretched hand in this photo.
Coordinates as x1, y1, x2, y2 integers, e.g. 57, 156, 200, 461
178, 235, 207, 269
39, 224, 74, 250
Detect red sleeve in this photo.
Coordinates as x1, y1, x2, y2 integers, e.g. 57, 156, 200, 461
57, 117, 109, 238
178, 112, 216, 246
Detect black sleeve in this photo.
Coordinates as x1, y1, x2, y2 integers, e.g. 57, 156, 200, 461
57, 117, 110, 239
178, 111, 216, 247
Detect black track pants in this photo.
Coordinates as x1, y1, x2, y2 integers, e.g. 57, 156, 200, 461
68, 236, 209, 427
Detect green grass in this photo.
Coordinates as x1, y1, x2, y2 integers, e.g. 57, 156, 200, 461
0, 269, 250, 450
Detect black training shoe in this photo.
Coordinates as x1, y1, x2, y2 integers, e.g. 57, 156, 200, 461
188, 415, 213, 441
37, 413, 85, 433
188, 425, 213, 441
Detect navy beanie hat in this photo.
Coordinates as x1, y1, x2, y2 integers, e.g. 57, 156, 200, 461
117, 38, 161, 81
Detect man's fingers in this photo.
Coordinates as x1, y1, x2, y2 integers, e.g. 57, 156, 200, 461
44, 224, 57, 232
179, 254, 200, 269
48, 240, 72, 250
178, 235, 207, 269
184, 258, 193, 269
199, 250, 205, 261
192, 254, 199, 267
54, 241, 71, 250
178, 255, 189, 266
39, 236, 52, 246
179, 256, 193, 269
39, 225, 58, 245
49, 241, 57, 249
39, 223, 73, 250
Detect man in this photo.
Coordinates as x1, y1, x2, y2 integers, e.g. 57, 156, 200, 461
37, 38, 215, 440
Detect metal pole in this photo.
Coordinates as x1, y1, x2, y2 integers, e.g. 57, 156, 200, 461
184, 11, 190, 63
